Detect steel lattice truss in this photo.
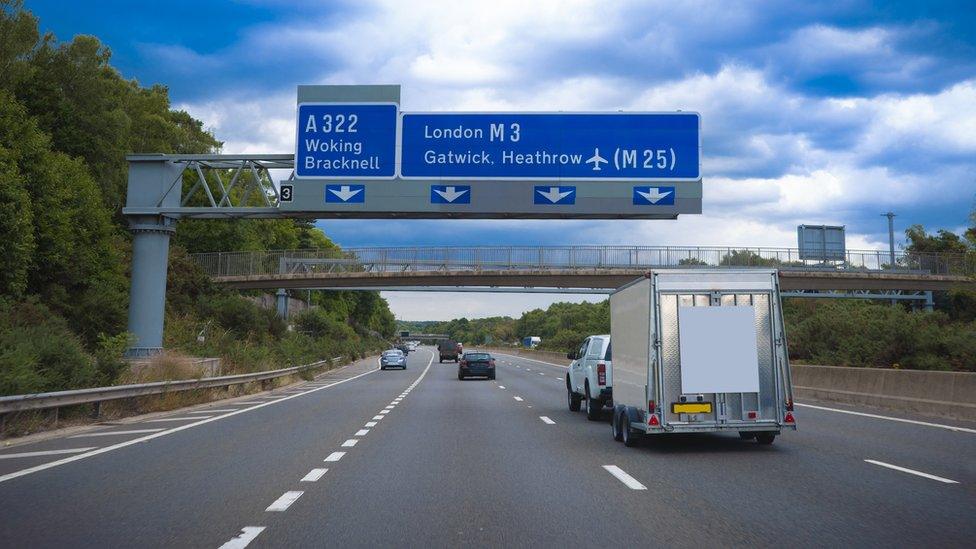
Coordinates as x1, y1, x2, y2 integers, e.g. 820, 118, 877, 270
125, 154, 295, 218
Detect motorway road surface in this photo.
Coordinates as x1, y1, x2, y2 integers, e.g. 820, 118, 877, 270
0, 347, 974, 548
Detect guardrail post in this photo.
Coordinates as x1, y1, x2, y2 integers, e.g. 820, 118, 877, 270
91, 401, 101, 419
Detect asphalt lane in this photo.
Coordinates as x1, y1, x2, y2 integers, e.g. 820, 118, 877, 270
490, 353, 976, 547
0, 347, 973, 547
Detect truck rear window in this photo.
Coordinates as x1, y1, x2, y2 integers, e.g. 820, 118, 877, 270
604, 341, 612, 361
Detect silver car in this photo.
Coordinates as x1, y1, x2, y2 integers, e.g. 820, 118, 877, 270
380, 349, 406, 370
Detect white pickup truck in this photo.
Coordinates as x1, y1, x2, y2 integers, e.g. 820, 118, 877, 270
566, 335, 612, 421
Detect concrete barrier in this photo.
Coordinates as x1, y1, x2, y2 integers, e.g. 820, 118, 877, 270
792, 365, 976, 422
486, 347, 976, 422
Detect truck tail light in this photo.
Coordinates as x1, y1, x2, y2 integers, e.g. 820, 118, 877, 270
597, 363, 606, 385
648, 414, 660, 426
747, 411, 758, 420
648, 400, 655, 414
784, 411, 795, 424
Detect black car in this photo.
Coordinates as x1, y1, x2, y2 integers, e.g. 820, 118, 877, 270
458, 351, 495, 380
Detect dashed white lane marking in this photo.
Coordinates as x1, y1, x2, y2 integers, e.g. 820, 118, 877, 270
796, 403, 976, 434
266, 491, 304, 512
355, 429, 370, 436
498, 385, 506, 389
539, 416, 555, 424
384, 405, 395, 410
372, 415, 384, 420
864, 460, 959, 484
219, 526, 265, 549
538, 372, 545, 376
0, 447, 97, 460
69, 428, 164, 438
341, 439, 358, 447
526, 368, 532, 372
187, 409, 237, 414
603, 465, 648, 490
324, 452, 346, 462
513, 396, 524, 402
379, 410, 390, 414
301, 468, 328, 482
145, 416, 213, 422
365, 421, 378, 427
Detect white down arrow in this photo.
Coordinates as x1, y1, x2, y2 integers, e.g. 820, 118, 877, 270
636, 187, 672, 204
434, 186, 469, 202
328, 185, 363, 202
536, 187, 573, 203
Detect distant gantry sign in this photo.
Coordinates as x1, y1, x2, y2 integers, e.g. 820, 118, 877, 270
281, 85, 702, 219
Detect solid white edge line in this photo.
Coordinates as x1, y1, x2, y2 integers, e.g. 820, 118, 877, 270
539, 416, 555, 424
218, 526, 265, 549
341, 439, 358, 447
186, 409, 237, 413
324, 451, 346, 462
355, 429, 370, 436
864, 460, 959, 484
0, 447, 98, 460
265, 490, 304, 512
603, 465, 648, 490
492, 352, 568, 369
144, 416, 213, 422
301, 468, 328, 482
795, 403, 976, 434
68, 429, 164, 438
0, 362, 382, 484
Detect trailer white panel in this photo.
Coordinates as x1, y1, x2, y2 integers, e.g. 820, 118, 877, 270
678, 306, 760, 394
609, 279, 652, 409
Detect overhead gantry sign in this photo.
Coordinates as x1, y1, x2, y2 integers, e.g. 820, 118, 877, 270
122, 85, 703, 355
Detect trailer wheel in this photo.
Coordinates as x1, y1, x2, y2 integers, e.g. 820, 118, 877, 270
585, 385, 601, 421
612, 410, 623, 442
622, 415, 641, 448
567, 378, 581, 412
755, 432, 776, 445
738, 431, 756, 440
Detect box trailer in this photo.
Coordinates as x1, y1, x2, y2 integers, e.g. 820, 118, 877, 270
609, 270, 796, 446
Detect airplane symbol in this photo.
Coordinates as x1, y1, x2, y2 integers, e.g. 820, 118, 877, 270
586, 148, 609, 171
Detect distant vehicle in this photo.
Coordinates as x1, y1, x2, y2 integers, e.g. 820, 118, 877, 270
458, 351, 495, 380
566, 335, 612, 421
522, 336, 541, 348
380, 349, 407, 370
396, 342, 411, 354
609, 270, 796, 447
407, 341, 419, 350
438, 340, 460, 362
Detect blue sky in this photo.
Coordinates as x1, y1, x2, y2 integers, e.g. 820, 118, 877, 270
27, 0, 976, 319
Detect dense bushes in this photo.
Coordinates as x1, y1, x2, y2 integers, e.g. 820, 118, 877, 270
0, 299, 128, 395
784, 300, 976, 371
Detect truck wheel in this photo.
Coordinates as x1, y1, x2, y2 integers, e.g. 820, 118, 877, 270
612, 410, 624, 442
738, 432, 756, 440
622, 415, 641, 448
567, 380, 582, 412
585, 385, 601, 421
755, 432, 776, 445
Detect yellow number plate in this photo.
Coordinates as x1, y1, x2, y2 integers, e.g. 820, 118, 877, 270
671, 402, 713, 414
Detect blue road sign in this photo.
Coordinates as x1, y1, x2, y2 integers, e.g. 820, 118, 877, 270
325, 184, 365, 203
430, 185, 471, 204
296, 103, 397, 179
534, 186, 576, 205
400, 112, 699, 180
632, 186, 675, 205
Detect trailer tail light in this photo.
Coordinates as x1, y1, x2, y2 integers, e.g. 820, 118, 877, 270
747, 411, 758, 420
784, 411, 795, 424
648, 400, 656, 414
648, 414, 660, 427
597, 363, 606, 385
785, 399, 794, 411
